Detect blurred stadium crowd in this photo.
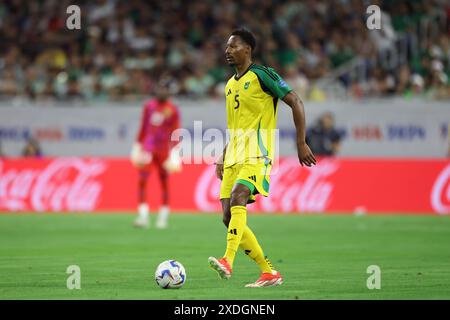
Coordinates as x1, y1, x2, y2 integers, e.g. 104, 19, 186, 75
0, 0, 449, 102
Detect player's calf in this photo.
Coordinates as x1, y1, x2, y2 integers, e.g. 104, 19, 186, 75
134, 203, 150, 228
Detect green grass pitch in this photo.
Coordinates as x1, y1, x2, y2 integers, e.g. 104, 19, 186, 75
1, 213, 450, 299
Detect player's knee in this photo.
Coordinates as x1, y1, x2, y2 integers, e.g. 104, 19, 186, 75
139, 172, 148, 182
230, 187, 251, 207
138, 177, 147, 187
159, 171, 167, 181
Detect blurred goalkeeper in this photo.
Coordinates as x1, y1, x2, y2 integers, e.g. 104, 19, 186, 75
130, 77, 181, 229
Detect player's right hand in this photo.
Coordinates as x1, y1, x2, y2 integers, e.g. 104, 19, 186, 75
215, 163, 224, 180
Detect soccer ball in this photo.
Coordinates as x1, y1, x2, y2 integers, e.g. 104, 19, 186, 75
155, 260, 186, 289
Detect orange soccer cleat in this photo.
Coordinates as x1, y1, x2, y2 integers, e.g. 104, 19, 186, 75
208, 257, 232, 280
245, 270, 283, 288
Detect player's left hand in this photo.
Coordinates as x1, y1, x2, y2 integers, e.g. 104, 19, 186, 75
297, 142, 316, 167
163, 147, 182, 173
130, 143, 152, 168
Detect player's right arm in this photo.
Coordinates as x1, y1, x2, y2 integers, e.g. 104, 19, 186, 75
215, 143, 227, 180
136, 104, 149, 145
131, 103, 152, 168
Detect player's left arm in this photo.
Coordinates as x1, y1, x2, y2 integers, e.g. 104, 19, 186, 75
131, 103, 152, 168
282, 92, 316, 167
169, 106, 181, 150
253, 66, 316, 167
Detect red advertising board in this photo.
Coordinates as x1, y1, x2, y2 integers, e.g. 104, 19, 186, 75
0, 157, 448, 214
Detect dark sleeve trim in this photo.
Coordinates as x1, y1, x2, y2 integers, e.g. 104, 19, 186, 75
252, 65, 278, 81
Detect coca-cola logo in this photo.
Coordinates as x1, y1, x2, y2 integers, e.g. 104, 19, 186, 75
431, 164, 450, 214
0, 158, 106, 212
194, 158, 337, 213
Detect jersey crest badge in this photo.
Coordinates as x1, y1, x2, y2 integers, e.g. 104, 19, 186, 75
244, 81, 250, 90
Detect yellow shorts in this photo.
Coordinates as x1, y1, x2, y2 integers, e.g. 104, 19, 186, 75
219, 158, 272, 203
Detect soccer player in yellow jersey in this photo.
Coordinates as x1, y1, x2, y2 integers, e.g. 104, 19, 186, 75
208, 29, 316, 287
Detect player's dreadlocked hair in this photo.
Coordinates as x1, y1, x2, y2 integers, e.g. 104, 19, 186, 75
231, 28, 256, 52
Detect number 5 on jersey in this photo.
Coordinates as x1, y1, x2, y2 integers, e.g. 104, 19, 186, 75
234, 94, 240, 109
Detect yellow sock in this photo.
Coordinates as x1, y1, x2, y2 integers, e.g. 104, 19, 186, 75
224, 206, 247, 267
239, 226, 273, 273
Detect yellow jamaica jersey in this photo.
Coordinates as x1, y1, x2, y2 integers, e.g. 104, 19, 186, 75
223, 64, 292, 168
